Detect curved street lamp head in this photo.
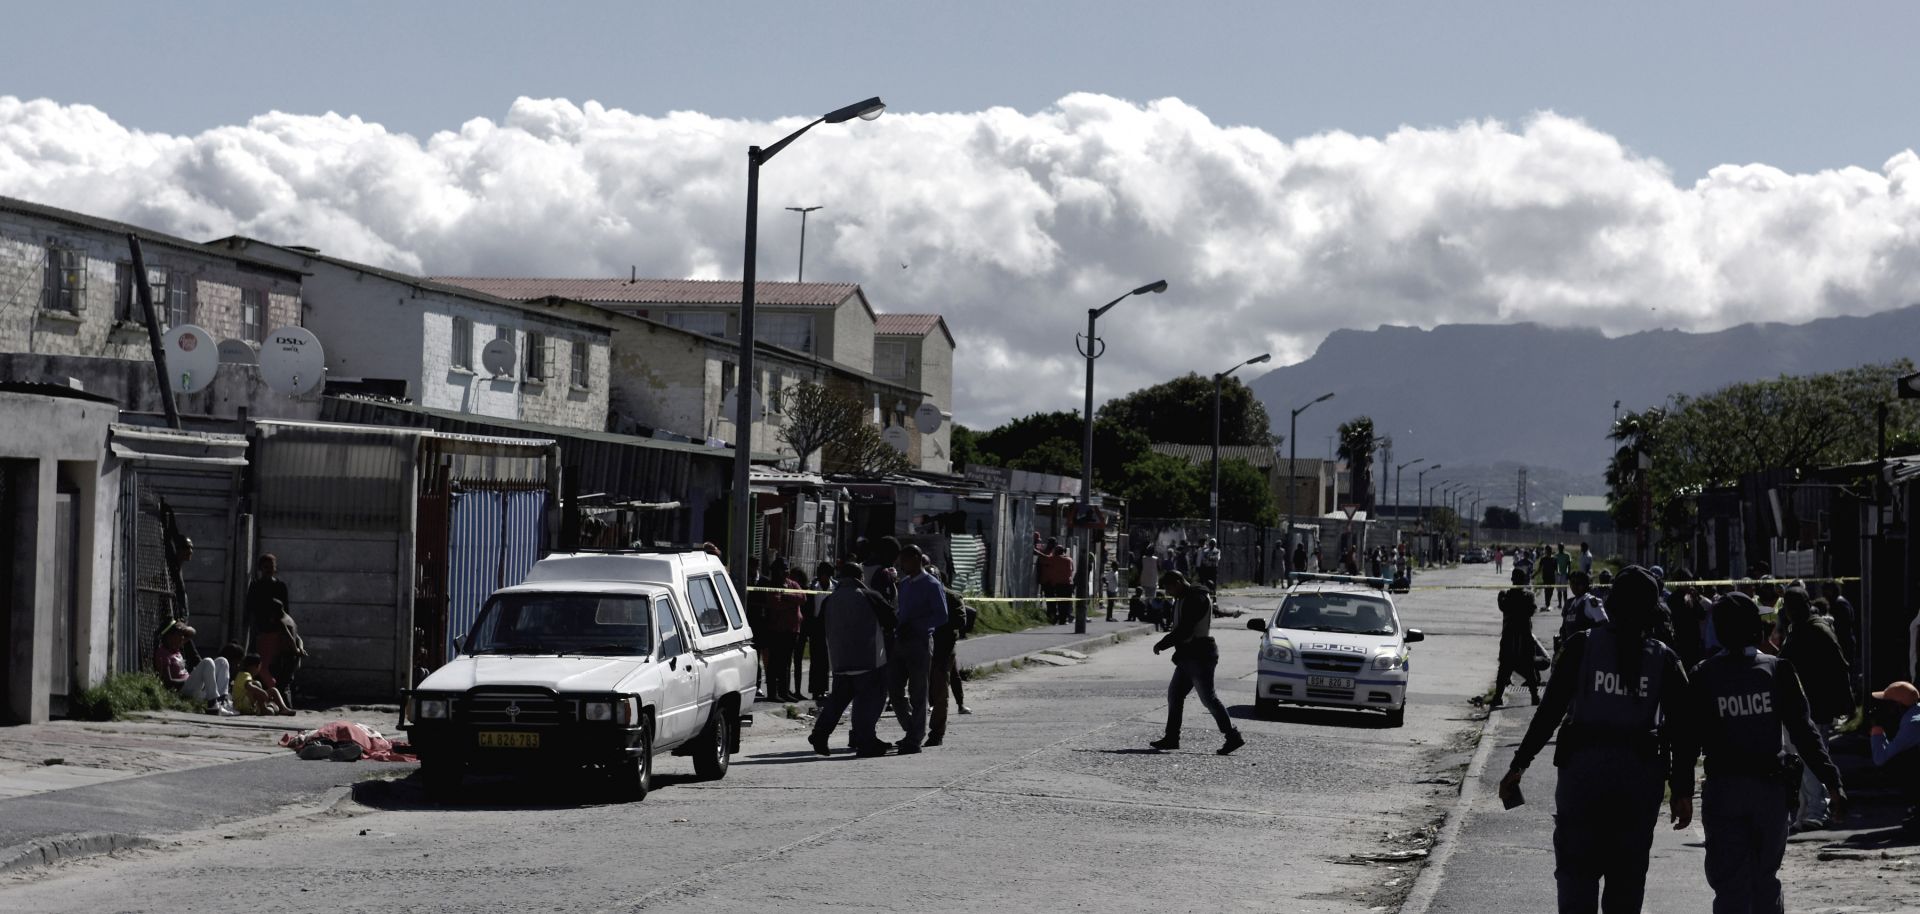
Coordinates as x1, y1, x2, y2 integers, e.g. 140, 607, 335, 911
1133, 279, 1169, 296
1247, 353, 1272, 366
1314, 392, 1336, 405
825, 97, 886, 123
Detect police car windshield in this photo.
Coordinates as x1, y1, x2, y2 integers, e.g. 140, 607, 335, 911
466, 593, 653, 655
1276, 593, 1397, 636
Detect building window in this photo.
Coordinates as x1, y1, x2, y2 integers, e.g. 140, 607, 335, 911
42, 246, 86, 313
569, 340, 588, 388
664, 311, 728, 338
875, 340, 909, 380
768, 371, 783, 413
720, 361, 736, 398
451, 316, 474, 369
525, 332, 548, 380
242, 289, 264, 341
166, 273, 193, 329
115, 262, 135, 322
761, 313, 813, 352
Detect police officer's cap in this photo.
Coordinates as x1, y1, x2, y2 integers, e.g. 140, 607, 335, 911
1610, 565, 1660, 613
1710, 591, 1765, 646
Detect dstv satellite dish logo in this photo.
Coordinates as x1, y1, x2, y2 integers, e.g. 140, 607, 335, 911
274, 335, 304, 347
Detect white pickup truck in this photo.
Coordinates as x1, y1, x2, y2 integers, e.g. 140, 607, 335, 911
402, 550, 759, 801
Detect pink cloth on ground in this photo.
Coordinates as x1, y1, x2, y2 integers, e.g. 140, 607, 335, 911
279, 720, 417, 762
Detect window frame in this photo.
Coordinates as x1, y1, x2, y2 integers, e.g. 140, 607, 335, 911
686, 575, 731, 636
760, 312, 813, 353
654, 595, 686, 659
525, 331, 548, 380
874, 340, 910, 380
569, 339, 588, 388
451, 316, 474, 370
166, 272, 192, 329
42, 245, 87, 313
241, 288, 265, 342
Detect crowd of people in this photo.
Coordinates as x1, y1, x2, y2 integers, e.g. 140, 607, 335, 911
1492, 560, 1918, 913
740, 536, 974, 757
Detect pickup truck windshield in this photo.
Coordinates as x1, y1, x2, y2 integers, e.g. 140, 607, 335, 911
1275, 593, 1397, 636
467, 593, 654, 655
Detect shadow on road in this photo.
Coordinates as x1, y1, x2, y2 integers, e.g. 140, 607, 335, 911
350, 769, 705, 811
1230, 703, 1398, 729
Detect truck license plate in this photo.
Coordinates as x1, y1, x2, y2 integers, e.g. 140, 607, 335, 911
1307, 676, 1354, 690
478, 731, 539, 749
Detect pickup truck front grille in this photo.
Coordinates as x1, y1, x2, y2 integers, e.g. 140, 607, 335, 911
463, 692, 574, 726
1301, 652, 1365, 674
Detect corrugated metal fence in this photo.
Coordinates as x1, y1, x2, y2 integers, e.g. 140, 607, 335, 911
445, 488, 547, 660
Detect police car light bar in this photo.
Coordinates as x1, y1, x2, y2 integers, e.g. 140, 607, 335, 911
1288, 571, 1391, 591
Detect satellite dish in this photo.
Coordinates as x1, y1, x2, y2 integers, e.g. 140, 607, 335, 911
481, 337, 517, 376
882, 425, 911, 454
720, 388, 765, 423
914, 402, 944, 434
162, 324, 219, 394
217, 339, 258, 365
259, 326, 326, 396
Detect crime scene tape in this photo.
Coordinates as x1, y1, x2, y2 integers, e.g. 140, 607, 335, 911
1228, 575, 1861, 596
745, 585, 1106, 603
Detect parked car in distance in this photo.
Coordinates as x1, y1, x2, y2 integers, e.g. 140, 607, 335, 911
402, 550, 758, 801
1248, 573, 1424, 726
1460, 548, 1489, 564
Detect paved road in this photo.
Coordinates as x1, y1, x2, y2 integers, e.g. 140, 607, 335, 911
0, 570, 1506, 912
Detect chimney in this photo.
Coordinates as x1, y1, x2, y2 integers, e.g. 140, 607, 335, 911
629, 265, 636, 283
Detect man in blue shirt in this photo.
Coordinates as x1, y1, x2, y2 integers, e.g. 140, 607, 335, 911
1870, 680, 1920, 833
890, 545, 947, 754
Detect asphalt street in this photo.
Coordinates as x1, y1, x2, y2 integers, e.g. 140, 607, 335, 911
0, 567, 1507, 913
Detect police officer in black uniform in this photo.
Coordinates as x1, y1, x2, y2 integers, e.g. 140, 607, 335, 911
1499, 566, 1693, 914
1674, 592, 1846, 913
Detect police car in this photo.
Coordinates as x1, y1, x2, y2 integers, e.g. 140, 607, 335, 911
1246, 573, 1424, 726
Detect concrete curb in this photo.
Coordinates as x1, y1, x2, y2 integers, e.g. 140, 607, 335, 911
0, 832, 152, 876
960, 623, 1155, 678
1398, 701, 1502, 914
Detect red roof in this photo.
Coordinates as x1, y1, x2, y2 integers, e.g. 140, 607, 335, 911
433, 277, 860, 309
874, 313, 942, 336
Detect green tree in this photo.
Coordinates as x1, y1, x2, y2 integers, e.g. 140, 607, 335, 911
1218, 458, 1280, 525
1483, 505, 1522, 529
949, 424, 982, 471
1115, 451, 1205, 518
1605, 407, 1666, 535
1096, 372, 1277, 447
832, 421, 913, 477
1336, 416, 1378, 512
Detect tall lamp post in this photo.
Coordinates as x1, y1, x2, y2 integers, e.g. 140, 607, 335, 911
1076, 279, 1169, 634
731, 96, 885, 596
1468, 492, 1485, 547
1394, 457, 1424, 526
1286, 392, 1336, 563
785, 206, 822, 281
1211, 352, 1271, 543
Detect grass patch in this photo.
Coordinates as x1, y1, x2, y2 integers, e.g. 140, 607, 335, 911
970, 599, 1051, 635
70, 672, 199, 721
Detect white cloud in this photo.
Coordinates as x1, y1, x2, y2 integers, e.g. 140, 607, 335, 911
4, 93, 1918, 428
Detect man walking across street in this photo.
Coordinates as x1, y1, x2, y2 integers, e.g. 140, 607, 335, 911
1492, 568, 1542, 708
1499, 566, 1693, 914
890, 545, 947, 754
1149, 570, 1244, 755
1675, 592, 1846, 914
810, 562, 897, 758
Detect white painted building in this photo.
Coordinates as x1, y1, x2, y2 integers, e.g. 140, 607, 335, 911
873, 313, 956, 474
209, 239, 613, 433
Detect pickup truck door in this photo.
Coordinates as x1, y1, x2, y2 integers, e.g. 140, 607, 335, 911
652, 595, 700, 746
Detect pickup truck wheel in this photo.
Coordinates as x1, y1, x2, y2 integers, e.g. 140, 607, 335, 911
615, 718, 653, 802
1254, 698, 1280, 718
1385, 706, 1407, 728
691, 706, 732, 780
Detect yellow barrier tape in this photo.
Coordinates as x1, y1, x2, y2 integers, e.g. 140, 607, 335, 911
745, 585, 1104, 603
1230, 575, 1861, 595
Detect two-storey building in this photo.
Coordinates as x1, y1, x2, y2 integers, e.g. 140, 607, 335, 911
873, 313, 956, 474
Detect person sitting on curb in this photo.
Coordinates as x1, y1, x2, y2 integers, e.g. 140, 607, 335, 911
232, 653, 297, 716
1869, 680, 1920, 834
153, 620, 236, 716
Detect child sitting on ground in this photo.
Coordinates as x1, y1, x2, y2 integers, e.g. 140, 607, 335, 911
231, 653, 296, 716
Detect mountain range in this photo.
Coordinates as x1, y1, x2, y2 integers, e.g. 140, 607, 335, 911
1249, 304, 1920, 520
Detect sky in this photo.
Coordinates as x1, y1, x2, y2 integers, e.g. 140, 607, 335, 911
3, 2, 1919, 428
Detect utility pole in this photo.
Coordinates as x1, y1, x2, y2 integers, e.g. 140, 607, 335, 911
1517, 467, 1530, 526
785, 206, 822, 281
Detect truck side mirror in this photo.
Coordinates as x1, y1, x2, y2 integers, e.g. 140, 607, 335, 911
1405, 629, 1425, 643
1246, 618, 1268, 632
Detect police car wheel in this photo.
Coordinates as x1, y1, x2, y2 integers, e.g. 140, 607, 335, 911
1385, 707, 1406, 728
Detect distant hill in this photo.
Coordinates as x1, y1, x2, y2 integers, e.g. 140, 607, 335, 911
1250, 304, 1920, 518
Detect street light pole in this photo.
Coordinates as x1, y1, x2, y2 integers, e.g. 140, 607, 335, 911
731, 97, 884, 598
785, 206, 822, 281
1211, 353, 1271, 543
1077, 279, 1168, 634
1394, 457, 1424, 526
1286, 392, 1336, 571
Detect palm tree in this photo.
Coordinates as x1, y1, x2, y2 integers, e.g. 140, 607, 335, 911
1336, 416, 1378, 513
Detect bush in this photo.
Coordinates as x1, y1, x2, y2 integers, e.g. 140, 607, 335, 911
70, 672, 199, 721
971, 599, 1051, 635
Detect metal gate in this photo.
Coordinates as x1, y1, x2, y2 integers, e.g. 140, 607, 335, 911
445, 487, 546, 661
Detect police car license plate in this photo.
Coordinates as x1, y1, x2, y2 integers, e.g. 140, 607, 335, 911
478, 731, 539, 749
1307, 676, 1355, 689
